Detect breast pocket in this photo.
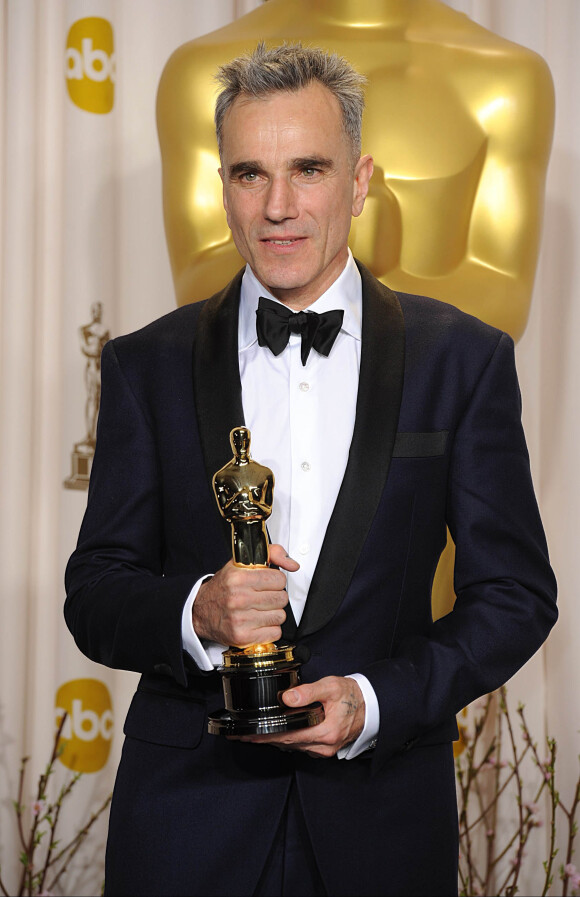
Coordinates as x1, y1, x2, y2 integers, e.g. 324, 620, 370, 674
392, 431, 449, 458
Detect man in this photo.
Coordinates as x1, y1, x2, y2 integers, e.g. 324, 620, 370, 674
65, 43, 557, 897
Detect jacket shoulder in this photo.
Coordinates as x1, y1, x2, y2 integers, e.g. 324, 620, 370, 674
394, 290, 512, 380
396, 291, 507, 347
111, 301, 205, 360
356, 259, 507, 358
109, 268, 244, 364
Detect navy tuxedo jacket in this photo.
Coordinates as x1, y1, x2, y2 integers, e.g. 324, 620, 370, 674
65, 262, 557, 896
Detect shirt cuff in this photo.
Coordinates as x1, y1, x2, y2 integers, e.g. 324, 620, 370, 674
336, 674, 380, 760
181, 575, 227, 671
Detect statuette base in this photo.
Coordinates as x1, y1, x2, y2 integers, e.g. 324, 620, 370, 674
63, 441, 95, 490
208, 644, 324, 736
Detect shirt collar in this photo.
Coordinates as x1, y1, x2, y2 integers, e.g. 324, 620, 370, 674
238, 250, 362, 352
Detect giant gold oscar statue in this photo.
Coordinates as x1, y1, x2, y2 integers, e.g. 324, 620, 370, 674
156, 0, 554, 620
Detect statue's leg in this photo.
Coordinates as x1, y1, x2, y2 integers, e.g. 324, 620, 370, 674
232, 520, 269, 566
249, 521, 269, 567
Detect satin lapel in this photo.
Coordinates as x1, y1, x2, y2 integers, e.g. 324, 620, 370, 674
192, 271, 245, 551
297, 263, 406, 638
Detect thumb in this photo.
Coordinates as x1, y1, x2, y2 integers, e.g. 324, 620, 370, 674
269, 543, 300, 572
282, 684, 311, 707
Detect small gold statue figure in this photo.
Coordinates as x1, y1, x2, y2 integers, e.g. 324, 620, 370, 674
208, 427, 325, 734
80, 302, 110, 447
212, 427, 274, 568
64, 302, 110, 490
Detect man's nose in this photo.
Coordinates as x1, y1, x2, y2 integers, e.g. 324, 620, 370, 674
264, 176, 298, 222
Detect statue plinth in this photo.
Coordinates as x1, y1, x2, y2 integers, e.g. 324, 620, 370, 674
64, 439, 95, 490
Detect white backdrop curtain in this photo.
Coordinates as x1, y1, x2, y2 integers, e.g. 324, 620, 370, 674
0, 1, 577, 895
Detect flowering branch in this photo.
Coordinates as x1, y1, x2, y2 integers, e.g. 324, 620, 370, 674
457, 687, 580, 897
0, 713, 112, 897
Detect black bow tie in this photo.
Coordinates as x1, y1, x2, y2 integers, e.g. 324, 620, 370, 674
256, 296, 344, 366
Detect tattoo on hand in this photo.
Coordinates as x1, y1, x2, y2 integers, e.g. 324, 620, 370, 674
341, 691, 359, 716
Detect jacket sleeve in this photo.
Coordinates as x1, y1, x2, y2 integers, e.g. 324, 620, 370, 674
363, 332, 557, 768
64, 339, 207, 687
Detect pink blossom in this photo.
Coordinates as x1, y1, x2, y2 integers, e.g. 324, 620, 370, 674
31, 799, 46, 816
565, 865, 580, 884
483, 755, 507, 768
510, 850, 526, 869
484, 756, 507, 768
523, 802, 542, 826
564, 865, 580, 892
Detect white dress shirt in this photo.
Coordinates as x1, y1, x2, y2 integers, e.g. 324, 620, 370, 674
182, 252, 379, 758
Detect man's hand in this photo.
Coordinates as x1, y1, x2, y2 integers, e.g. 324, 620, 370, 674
232, 676, 366, 758
192, 544, 299, 647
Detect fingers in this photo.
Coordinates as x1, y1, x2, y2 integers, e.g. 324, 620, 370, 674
234, 721, 338, 758
232, 677, 366, 758
192, 549, 297, 648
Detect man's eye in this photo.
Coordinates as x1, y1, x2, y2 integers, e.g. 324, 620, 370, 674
241, 172, 257, 182
302, 168, 318, 177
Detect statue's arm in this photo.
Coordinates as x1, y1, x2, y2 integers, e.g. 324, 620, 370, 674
377, 49, 555, 340
439, 51, 554, 338
156, 44, 244, 305
214, 482, 239, 515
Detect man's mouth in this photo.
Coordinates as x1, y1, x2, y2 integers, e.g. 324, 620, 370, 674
262, 237, 304, 246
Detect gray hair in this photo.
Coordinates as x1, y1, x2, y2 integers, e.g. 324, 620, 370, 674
214, 42, 366, 163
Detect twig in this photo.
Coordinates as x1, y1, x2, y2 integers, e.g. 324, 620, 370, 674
541, 738, 559, 897
45, 793, 112, 893
3, 712, 113, 896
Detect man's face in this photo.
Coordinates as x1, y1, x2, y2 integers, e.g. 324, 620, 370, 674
219, 82, 373, 309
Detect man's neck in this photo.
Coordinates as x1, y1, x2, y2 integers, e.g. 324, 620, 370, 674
250, 254, 351, 312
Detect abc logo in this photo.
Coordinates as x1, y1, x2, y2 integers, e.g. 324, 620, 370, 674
65, 18, 115, 114
55, 679, 113, 773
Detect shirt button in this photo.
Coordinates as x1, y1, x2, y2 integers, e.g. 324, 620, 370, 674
301, 461, 311, 472
299, 543, 310, 555
299, 381, 310, 392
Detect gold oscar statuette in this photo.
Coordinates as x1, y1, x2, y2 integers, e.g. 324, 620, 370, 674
207, 427, 325, 736
64, 302, 110, 490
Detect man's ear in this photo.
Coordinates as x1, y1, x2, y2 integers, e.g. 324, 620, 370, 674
352, 154, 374, 218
